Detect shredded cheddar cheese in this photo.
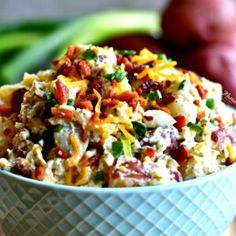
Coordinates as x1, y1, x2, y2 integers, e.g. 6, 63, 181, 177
118, 124, 136, 143
132, 48, 157, 64
226, 143, 235, 162
93, 89, 102, 113
66, 133, 81, 167
58, 75, 88, 88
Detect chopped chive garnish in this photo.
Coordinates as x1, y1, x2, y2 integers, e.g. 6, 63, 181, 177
121, 140, 132, 157
157, 54, 167, 61
148, 90, 162, 101
187, 122, 203, 134
118, 50, 136, 56
67, 98, 74, 106
104, 70, 127, 82
44, 92, 53, 101
210, 119, 217, 126
178, 80, 186, 90
53, 124, 64, 132
206, 98, 215, 109
132, 121, 147, 139
95, 171, 104, 182
112, 141, 124, 158
83, 49, 96, 60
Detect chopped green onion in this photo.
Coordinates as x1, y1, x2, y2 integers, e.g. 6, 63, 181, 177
118, 50, 136, 56
121, 140, 132, 157
83, 49, 96, 60
132, 121, 147, 139
53, 124, 64, 132
210, 119, 217, 126
104, 70, 127, 82
67, 98, 74, 106
178, 80, 186, 90
157, 54, 167, 61
148, 90, 162, 101
206, 98, 215, 110
112, 141, 124, 158
44, 92, 53, 101
95, 171, 104, 182
187, 122, 203, 134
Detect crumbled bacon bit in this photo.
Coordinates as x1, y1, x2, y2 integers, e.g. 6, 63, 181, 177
0, 104, 12, 117
3, 128, 12, 136
102, 99, 119, 107
87, 155, 99, 166
122, 57, 133, 73
215, 117, 224, 129
171, 145, 189, 165
165, 80, 172, 88
76, 100, 93, 111
116, 91, 139, 110
57, 57, 72, 76
136, 87, 143, 95
54, 80, 69, 105
35, 166, 45, 180
116, 55, 123, 65
145, 147, 155, 158
194, 99, 200, 106
66, 44, 78, 59
196, 85, 207, 99
161, 93, 176, 105
54, 147, 70, 159
91, 112, 100, 122
174, 116, 187, 131
11, 88, 27, 113
51, 107, 74, 120
77, 60, 91, 78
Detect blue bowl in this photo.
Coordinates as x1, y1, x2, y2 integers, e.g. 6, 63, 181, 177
1, 164, 236, 236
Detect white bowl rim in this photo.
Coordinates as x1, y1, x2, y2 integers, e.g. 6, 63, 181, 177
1, 163, 236, 193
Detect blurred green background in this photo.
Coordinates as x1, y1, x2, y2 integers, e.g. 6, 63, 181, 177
0, 0, 168, 85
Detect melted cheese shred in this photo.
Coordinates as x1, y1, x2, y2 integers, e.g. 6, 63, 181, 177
118, 124, 135, 143
66, 133, 81, 167
58, 75, 88, 88
93, 89, 102, 113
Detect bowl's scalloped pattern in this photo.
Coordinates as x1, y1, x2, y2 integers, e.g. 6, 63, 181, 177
1, 169, 236, 236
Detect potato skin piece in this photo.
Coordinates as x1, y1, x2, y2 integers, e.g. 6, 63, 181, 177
162, 0, 236, 47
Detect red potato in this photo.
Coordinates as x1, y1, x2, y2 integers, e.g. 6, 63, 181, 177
162, 0, 236, 47
179, 42, 236, 105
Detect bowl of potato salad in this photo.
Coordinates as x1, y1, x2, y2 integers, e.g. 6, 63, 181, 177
0, 44, 236, 236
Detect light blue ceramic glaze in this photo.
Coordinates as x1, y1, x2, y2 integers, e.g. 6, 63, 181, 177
1, 163, 236, 236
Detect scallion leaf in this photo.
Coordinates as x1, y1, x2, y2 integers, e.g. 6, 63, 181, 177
104, 70, 127, 82
206, 98, 215, 110
187, 122, 203, 134
112, 141, 123, 158
118, 50, 136, 56
121, 140, 132, 157
132, 121, 147, 139
148, 90, 162, 101
83, 49, 96, 60
44, 92, 53, 102
53, 124, 64, 132
178, 80, 186, 90
157, 54, 167, 61
95, 171, 104, 182
67, 98, 74, 106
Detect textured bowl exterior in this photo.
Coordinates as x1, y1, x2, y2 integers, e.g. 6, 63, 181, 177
1, 164, 236, 236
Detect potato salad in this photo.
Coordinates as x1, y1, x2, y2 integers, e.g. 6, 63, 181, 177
0, 44, 235, 187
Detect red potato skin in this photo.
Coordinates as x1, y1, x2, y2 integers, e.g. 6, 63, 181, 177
162, 0, 236, 47
179, 43, 236, 105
